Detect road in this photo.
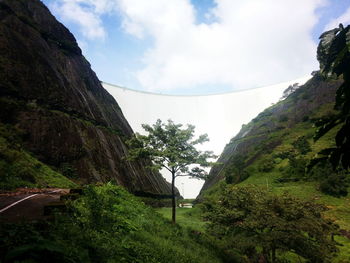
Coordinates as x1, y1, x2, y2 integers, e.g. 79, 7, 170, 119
0, 188, 68, 222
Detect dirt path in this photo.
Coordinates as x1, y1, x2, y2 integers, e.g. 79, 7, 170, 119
0, 188, 69, 223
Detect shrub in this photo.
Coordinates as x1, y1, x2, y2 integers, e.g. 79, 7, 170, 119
310, 161, 349, 197
223, 154, 250, 184
292, 136, 311, 155
258, 157, 275, 172
320, 174, 349, 197
283, 156, 308, 179
1, 183, 224, 263
202, 185, 339, 262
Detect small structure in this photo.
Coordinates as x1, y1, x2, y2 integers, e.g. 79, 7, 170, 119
179, 203, 193, 208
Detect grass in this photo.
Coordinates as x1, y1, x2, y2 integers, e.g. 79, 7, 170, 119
335, 236, 350, 263
0, 184, 225, 263
241, 170, 350, 226
0, 123, 76, 190
0, 147, 77, 190
156, 207, 207, 232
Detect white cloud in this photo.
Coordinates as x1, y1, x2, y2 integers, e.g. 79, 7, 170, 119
50, 0, 327, 92
114, 0, 326, 92
324, 6, 350, 31
50, 0, 108, 40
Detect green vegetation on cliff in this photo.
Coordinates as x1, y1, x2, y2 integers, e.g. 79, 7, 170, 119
202, 74, 346, 192
0, 122, 76, 189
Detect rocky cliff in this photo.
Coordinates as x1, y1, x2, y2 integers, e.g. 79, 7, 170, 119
0, 0, 172, 195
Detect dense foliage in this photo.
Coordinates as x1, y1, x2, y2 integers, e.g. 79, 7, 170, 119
202, 185, 339, 263
224, 154, 250, 184
0, 183, 224, 263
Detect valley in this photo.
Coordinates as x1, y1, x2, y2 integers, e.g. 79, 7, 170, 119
0, 0, 349, 262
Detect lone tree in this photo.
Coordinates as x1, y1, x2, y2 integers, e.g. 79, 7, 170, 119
127, 119, 216, 224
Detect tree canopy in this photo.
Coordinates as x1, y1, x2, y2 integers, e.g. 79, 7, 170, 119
202, 185, 338, 262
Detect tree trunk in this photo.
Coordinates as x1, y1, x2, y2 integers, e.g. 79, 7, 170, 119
271, 247, 276, 263
171, 171, 176, 224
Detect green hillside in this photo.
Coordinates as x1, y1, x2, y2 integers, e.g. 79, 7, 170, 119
201, 73, 343, 191
199, 25, 350, 262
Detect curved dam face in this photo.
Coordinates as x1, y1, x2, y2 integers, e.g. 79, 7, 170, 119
103, 76, 310, 198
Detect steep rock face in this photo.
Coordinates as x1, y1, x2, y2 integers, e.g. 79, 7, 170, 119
200, 74, 342, 193
0, 0, 172, 195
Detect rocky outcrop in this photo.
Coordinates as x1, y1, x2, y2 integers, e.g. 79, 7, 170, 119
0, 0, 172, 195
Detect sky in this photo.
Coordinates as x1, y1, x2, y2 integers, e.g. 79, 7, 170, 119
42, 0, 350, 95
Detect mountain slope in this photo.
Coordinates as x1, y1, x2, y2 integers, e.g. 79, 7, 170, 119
201, 73, 342, 192
0, 0, 171, 195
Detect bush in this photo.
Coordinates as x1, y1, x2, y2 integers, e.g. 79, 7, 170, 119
224, 154, 250, 184
320, 173, 349, 197
282, 156, 308, 179
257, 157, 275, 172
311, 161, 349, 197
202, 185, 339, 262
1, 183, 224, 263
292, 136, 311, 155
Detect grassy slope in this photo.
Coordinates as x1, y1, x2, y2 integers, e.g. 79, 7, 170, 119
201, 101, 350, 261
156, 207, 207, 232
199, 77, 350, 261
239, 117, 350, 262
240, 174, 350, 262
0, 123, 76, 190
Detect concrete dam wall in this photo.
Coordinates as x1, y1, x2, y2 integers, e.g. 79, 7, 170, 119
103, 76, 310, 198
